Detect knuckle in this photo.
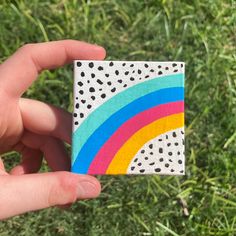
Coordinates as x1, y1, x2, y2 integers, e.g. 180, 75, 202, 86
47, 172, 78, 207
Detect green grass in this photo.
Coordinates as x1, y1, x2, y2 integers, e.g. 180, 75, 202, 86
0, 0, 236, 235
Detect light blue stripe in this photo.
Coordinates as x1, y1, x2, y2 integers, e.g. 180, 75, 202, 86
72, 73, 184, 165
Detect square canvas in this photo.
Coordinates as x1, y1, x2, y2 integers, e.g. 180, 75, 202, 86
72, 61, 185, 175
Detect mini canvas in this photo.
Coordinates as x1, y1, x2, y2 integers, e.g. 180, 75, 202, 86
72, 61, 185, 175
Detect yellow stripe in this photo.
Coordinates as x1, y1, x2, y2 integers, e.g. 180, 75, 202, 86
106, 113, 184, 174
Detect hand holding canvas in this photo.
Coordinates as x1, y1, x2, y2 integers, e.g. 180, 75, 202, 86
0, 40, 106, 219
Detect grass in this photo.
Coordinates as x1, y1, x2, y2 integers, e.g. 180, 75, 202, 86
0, 0, 236, 235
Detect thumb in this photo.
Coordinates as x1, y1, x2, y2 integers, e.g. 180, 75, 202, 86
0, 172, 101, 220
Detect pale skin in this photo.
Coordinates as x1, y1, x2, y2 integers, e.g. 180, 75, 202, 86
0, 40, 106, 220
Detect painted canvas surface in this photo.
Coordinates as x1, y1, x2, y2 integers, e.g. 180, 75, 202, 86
72, 61, 185, 175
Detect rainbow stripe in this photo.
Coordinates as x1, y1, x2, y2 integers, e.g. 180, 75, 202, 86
72, 73, 184, 174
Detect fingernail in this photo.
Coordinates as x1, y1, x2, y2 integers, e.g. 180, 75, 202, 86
77, 181, 100, 199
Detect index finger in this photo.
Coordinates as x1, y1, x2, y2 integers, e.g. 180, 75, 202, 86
0, 40, 106, 97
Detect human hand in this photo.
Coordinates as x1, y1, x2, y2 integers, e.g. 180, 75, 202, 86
0, 40, 106, 220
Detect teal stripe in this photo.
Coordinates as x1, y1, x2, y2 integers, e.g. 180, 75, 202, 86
72, 73, 184, 165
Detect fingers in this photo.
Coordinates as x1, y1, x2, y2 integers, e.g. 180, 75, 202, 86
0, 157, 7, 175
0, 172, 101, 219
19, 98, 71, 143
21, 131, 70, 172
10, 142, 43, 175
0, 40, 106, 97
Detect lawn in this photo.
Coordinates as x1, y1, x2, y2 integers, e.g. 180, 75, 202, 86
0, 0, 236, 235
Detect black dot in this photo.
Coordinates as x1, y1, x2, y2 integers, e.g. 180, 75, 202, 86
99, 88, 102, 91
138, 162, 142, 166
105, 73, 109, 77
174, 69, 178, 72
79, 90, 84, 95
145, 75, 149, 78
159, 148, 163, 153
181, 64, 183, 68
101, 93, 106, 98
150, 69, 154, 72
77, 81, 83, 86
158, 139, 162, 141
150, 152, 153, 155
149, 162, 155, 166
77, 62, 82, 67
91, 96, 95, 100
165, 163, 169, 168
122, 63, 126, 66
132, 70, 135, 73
81, 99, 86, 104
87, 104, 92, 109
89, 62, 94, 68
98, 66, 103, 70
140, 169, 145, 173
144, 64, 148, 68
172, 63, 177, 67
76, 97, 78, 100
80, 113, 84, 118
144, 156, 148, 160
96, 79, 103, 85
125, 71, 129, 75
87, 80, 90, 83
81, 72, 85, 77
109, 62, 114, 66
158, 71, 163, 75
75, 103, 79, 109
75, 121, 79, 125
73, 113, 77, 117
131, 166, 135, 171
165, 67, 169, 70
89, 87, 95, 92
139, 77, 142, 80
149, 144, 153, 149
167, 143, 171, 147
130, 64, 134, 67
169, 159, 173, 162
182, 139, 185, 145
138, 69, 142, 74
134, 158, 138, 162
181, 130, 184, 134
107, 81, 112, 85
141, 150, 145, 154
91, 73, 95, 78
171, 169, 174, 172
180, 170, 184, 173
118, 79, 122, 83
155, 168, 161, 172
168, 152, 173, 156
115, 70, 119, 75
166, 135, 168, 139
123, 84, 127, 87
159, 158, 164, 162
111, 87, 116, 92
158, 65, 161, 68
175, 142, 179, 146
178, 160, 182, 164
177, 151, 181, 155
130, 77, 135, 81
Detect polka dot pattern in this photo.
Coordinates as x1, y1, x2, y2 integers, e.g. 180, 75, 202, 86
73, 61, 184, 128
127, 128, 185, 175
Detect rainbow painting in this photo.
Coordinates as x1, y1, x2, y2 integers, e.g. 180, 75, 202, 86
72, 61, 185, 175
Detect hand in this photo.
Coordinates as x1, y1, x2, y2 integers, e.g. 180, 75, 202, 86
0, 40, 106, 220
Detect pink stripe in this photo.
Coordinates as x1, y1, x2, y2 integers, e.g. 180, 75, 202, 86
88, 101, 184, 174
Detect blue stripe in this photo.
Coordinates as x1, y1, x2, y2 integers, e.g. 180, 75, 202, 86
72, 87, 184, 174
